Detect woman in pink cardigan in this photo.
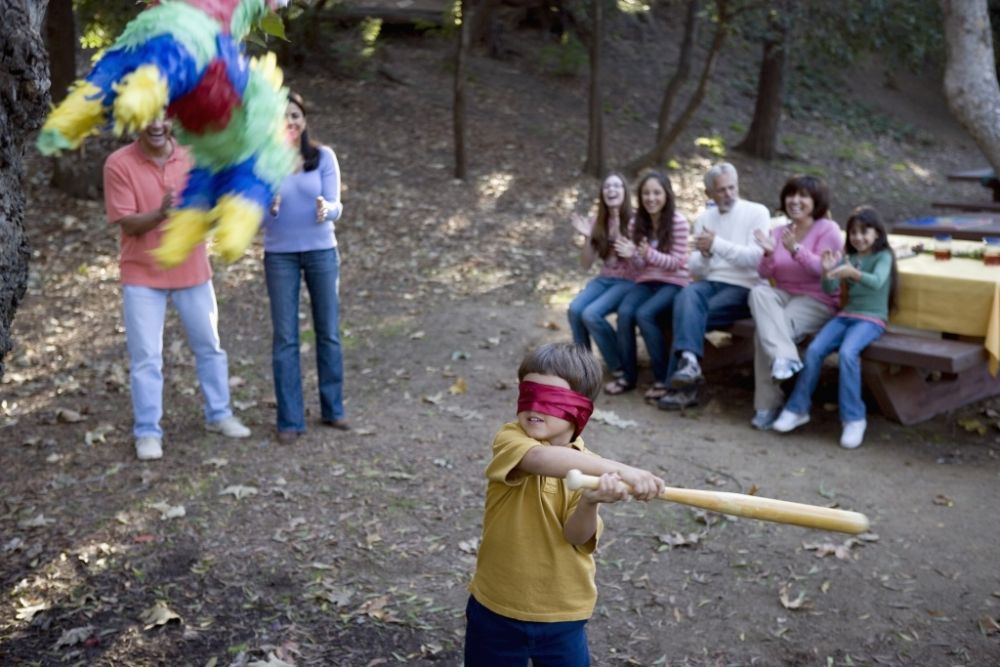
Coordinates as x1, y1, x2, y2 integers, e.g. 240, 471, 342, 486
749, 175, 843, 430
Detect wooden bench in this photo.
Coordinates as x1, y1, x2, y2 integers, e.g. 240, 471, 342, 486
701, 319, 1000, 425
931, 200, 1000, 213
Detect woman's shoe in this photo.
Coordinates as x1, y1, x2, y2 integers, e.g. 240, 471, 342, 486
771, 410, 810, 433
276, 430, 301, 444
603, 378, 635, 395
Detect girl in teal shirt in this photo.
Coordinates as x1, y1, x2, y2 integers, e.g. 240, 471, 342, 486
771, 207, 898, 449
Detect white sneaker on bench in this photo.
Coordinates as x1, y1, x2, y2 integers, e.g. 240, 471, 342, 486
771, 409, 810, 433
840, 420, 867, 449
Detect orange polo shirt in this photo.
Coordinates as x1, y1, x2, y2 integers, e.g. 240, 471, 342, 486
104, 140, 211, 289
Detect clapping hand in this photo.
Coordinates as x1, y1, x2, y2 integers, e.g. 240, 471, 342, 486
820, 249, 840, 274
781, 227, 798, 253
614, 236, 637, 258
826, 262, 859, 281
695, 228, 715, 256
754, 228, 775, 255
158, 190, 175, 221
571, 213, 592, 237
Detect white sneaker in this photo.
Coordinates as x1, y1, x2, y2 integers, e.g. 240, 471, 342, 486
135, 436, 163, 461
840, 420, 867, 449
771, 409, 810, 433
206, 415, 251, 438
771, 358, 801, 381
751, 408, 782, 430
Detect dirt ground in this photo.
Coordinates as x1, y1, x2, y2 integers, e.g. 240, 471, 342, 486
3, 20, 1000, 667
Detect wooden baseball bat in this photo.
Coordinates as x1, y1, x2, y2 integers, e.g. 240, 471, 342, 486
565, 469, 870, 535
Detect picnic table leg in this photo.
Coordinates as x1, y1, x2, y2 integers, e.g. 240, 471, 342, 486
862, 360, 1000, 425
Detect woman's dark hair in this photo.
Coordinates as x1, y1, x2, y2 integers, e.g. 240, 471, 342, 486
844, 206, 898, 310
590, 172, 633, 260
779, 174, 830, 220
632, 171, 676, 251
518, 343, 603, 401
289, 91, 321, 172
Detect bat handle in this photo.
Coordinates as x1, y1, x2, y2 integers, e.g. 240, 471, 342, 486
565, 469, 602, 492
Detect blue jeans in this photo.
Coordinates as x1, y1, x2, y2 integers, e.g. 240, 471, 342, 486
615, 282, 681, 385
567, 277, 633, 372
464, 595, 590, 667
668, 280, 750, 378
264, 249, 345, 432
123, 282, 233, 439
784, 316, 885, 422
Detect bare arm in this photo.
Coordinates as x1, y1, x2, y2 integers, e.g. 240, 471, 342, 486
563, 473, 629, 545
518, 446, 664, 500
113, 192, 172, 237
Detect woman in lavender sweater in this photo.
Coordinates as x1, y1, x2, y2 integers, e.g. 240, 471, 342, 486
263, 92, 348, 442
748, 175, 842, 430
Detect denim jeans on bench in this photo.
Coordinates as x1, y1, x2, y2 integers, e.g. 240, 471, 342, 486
784, 316, 885, 422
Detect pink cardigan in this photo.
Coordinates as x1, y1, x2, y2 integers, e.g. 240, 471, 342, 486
757, 217, 842, 310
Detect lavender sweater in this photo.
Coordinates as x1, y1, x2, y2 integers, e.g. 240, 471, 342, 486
263, 146, 343, 253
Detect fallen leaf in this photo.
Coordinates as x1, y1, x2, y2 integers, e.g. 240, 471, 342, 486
802, 538, 861, 559
958, 417, 987, 435
54, 625, 95, 649
247, 654, 296, 667
656, 531, 703, 549
219, 485, 258, 500
140, 602, 181, 629
203, 458, 229, 468
409, 330, 426, 340
779, 584, 812, 610
449, 377, 468, 395
421, 392, 443, 405
979, 615, 1000, 635
590, 409, 637, 429
56, 408, 84, 423
458, 538, 479, 554
149, 502, 186, 520
19, 514, 55, 529
932, 494, 954, 507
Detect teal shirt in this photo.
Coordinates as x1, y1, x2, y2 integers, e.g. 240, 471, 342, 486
823, 249, 893, 322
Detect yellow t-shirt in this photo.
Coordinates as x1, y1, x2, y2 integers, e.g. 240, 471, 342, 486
468, 422, 604, 622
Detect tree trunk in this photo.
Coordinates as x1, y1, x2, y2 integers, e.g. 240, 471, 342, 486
454, 0, 472, 179
581, 0, 604, 177
0, 0, 49, 378
735, 21, 787, 160
941, 0, 1000, 173
44, 0, 74, 103
626, 0, 729, 175
653, 0, 698, 146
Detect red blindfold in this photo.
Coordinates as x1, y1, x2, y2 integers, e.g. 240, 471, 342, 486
517, 380, 594, 441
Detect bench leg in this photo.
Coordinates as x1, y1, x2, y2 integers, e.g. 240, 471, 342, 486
701, 335, 755, 372
862, 361, 1000, 425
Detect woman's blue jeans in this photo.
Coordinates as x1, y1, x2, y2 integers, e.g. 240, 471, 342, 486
567, 277, 633, 373
264, 248, 345, 432
617, 282, 682, 386
784, 316, 885, 422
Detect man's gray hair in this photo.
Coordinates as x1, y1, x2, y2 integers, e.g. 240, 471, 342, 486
704, 162, 738, 190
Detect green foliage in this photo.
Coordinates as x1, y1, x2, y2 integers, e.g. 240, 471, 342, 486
695, 135, 726, 157
75, 0, 145, 50
538, 32, 588, 77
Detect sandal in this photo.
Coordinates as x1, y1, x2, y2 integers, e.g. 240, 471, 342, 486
644, 382, 669, 401
604, 378, 635, 395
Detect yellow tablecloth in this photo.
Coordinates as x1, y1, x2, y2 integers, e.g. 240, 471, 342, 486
892, 238, 1000, 374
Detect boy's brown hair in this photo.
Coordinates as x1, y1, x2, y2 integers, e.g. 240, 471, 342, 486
517, 343, 603, 401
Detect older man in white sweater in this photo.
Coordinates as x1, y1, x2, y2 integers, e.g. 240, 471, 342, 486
658, 163, 771, 410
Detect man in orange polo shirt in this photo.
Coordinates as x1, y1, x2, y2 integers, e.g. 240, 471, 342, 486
104, 117, 250, 461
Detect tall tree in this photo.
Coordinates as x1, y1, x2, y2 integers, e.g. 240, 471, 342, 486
44, 0, 74, 103
625, 0, 730, 175
576, 0, 605, 177
454, 0, 472, 179
941, 0, 1000, 172
734, 1, 789, 160
0, 0, 49, 378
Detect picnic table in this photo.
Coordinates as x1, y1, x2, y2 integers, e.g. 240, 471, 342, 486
948, 167, 1000, 202
702, 235, 1000, 424
892, 213, 1000, 241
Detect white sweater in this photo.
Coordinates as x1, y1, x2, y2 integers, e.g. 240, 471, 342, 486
688, 198, 771, 288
